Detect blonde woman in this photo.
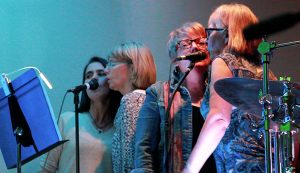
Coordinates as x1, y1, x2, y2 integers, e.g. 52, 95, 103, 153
105, 42, 156, 173
184, 4, 277, 173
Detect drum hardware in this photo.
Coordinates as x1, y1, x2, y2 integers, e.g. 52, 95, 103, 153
257, 39, 300, 173
276, 79, 295, 173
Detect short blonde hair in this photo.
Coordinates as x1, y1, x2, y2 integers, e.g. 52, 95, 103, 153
107, 41, 156, 90
167, 22, 206, 60
209, 3, 261, 63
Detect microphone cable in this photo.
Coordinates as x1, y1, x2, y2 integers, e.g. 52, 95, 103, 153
41, 89, 70, 171
56, 91, 69, 124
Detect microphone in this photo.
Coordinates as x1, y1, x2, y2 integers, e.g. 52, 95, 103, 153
175, 51, 207, 62
68, 78, 99, 93
243, 11, 300, 40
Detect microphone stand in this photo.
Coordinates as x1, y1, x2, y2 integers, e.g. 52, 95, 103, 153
164, 62, 195, 173
70, 90, 80, 173
67, 79, 99, 173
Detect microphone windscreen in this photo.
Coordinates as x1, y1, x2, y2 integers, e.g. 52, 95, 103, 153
89, 78, 99, 90
175, 51, 207, 62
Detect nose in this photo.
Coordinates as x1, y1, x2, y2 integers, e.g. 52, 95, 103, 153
98, 76, 107, 86
190, 41, 201, 52
205, 38, 209, 44
104, 67, 110, 75
91, 73, 98, 79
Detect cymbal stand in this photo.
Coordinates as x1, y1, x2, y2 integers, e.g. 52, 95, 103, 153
258, 37, 275, 173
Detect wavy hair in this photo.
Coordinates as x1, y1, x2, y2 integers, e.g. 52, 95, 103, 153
167, 22, 206, 60
107, 41, 156, 90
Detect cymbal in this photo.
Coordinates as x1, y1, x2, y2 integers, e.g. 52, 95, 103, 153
214, 78, 300, 117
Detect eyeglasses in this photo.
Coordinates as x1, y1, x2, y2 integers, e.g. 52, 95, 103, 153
107, 60, 132, 69
205, 28, 227, 37
177, 37, 207, 49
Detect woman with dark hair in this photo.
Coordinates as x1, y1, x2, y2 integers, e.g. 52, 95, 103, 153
78, 57, 121, 130
39, 56, 122, 173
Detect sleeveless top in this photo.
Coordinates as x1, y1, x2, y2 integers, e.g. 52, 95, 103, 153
200, 53, 277, 173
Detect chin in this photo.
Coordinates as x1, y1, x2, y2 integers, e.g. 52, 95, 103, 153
108, 85, 118, 92
107, 83, 114, 90
195, 57, 211, 67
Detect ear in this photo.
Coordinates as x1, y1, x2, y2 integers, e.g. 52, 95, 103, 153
224, 30, 229, 44
224, 31, 229, 44
129, 65, 136, 81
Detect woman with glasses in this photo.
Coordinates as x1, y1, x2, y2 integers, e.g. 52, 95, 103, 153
104, 42, 156, 173
39, 57, 122, 173
131, 22, 215, 173
184, 3, 277, 173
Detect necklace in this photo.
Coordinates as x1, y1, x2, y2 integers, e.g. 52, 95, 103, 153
89, 112, 111, 133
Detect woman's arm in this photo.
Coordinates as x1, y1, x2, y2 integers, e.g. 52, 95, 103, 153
183, 58, 233, 173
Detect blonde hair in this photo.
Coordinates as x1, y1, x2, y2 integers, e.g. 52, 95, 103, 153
167, 22, 206, 59
107, 41, 156, 89
209, 3, 261, 62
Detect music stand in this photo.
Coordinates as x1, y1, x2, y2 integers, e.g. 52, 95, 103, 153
0, 69, 67, 172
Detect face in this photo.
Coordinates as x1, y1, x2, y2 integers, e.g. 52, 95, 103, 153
176, 33, 210, 71
84, 62, 109, 101
207, 19, 228, 59
104, 58, 132, 94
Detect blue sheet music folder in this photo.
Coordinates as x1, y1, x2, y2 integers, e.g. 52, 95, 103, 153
0, 69, 66, 169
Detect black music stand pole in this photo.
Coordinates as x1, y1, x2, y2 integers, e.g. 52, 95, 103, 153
16, 128, 22, 173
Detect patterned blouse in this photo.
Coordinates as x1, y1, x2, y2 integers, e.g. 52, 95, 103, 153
112, 90, 146, 173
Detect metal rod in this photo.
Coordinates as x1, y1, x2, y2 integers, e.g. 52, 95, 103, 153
74, 92, 80, 173
272, 40, 300, 50
17, 142, 21, 173
262, 54, 272, 173
274, 131, 280, 173
258, 38, 273, 173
